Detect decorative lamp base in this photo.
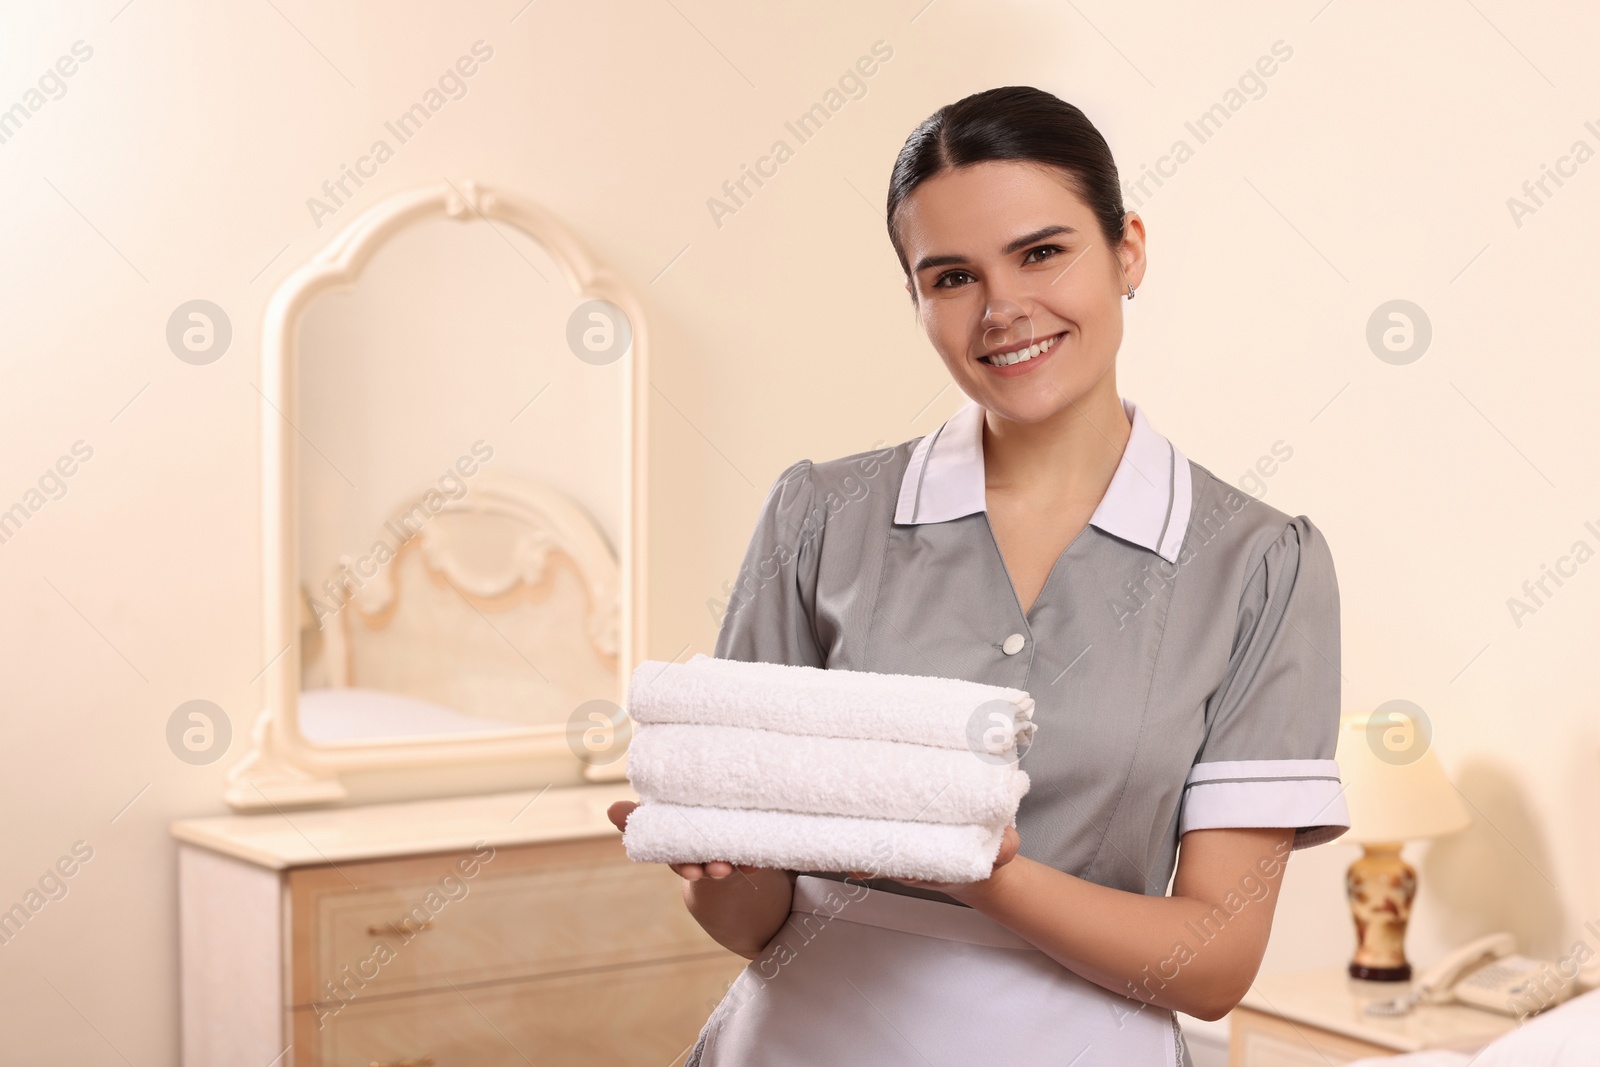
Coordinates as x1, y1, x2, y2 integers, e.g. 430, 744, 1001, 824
1346, 842, 1417, 983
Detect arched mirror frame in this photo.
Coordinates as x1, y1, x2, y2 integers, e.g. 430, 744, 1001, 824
226, 179, 647, 811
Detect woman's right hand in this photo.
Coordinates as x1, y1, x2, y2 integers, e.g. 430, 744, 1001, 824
606, 800, 761, 882
608, 799, 796, 959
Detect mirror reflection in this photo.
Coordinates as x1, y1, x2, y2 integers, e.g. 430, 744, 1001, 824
293, 211, 625, 747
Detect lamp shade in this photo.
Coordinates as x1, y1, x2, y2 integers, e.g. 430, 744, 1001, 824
1333, 710, 1472, 844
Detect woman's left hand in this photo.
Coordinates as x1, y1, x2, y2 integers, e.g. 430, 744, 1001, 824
846, 824, 1022, 902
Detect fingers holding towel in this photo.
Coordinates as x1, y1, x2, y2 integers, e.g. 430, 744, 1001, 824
622, 803, 1008, 885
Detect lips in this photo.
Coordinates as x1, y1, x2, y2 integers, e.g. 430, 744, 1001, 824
979, 331, 1065, 368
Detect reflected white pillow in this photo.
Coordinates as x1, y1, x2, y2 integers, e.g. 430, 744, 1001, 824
298, 686, 525, 743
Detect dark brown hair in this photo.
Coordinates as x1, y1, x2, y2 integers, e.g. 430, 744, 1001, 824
886, 86, 1127, 276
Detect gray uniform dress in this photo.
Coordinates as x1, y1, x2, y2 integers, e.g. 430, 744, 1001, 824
684, 397, 1349, 1065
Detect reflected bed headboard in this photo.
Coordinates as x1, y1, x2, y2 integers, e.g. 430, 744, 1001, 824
300, 469, 621, 736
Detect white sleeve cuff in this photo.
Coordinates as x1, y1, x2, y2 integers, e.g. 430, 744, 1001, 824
1179, 758, 1350, 850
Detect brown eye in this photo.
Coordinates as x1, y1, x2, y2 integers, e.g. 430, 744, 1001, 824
1023, 245, 1064, 264
934, 270, 975, 289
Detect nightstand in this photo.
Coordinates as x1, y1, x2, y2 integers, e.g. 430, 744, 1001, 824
1229, 968, 1520, 1065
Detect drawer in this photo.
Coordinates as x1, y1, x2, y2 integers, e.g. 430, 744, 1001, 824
288, 837, 722, 1006
290, 952, 747, 1067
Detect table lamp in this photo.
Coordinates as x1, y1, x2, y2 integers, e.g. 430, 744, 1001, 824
1333, 706, 1472, 981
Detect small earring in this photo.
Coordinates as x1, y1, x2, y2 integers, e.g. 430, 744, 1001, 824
1125, 283, 1136, 300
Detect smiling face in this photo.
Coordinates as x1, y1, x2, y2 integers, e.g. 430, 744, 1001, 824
894, 160, 1146, 424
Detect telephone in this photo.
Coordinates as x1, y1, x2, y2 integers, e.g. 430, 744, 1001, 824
1364, 933, 1575, 1018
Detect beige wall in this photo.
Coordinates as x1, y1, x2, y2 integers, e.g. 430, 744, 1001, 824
2, 0, 1596, 1059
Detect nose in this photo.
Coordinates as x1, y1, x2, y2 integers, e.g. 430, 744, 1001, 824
981, 297, 1036, 351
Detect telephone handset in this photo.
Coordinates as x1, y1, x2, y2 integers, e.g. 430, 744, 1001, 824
1364, 933, 1574, 1017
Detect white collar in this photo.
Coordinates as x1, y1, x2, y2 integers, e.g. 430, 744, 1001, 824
893, 397, 1193, 564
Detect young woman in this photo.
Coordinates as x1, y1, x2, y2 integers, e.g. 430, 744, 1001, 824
610, 85, 1349, 1066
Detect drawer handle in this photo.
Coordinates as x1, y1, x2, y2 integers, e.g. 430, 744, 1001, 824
368, 1058, 435, 1067
366, 919, 434, 937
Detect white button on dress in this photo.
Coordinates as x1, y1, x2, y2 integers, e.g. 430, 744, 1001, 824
1002, 633, 1026, 655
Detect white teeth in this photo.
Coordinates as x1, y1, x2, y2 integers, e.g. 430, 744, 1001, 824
986, 333, 1060, 367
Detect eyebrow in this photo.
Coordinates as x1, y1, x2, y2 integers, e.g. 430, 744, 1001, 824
912, 225, 1078, 273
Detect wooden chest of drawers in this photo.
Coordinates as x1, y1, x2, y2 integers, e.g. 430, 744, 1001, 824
174, 783, 745, 1066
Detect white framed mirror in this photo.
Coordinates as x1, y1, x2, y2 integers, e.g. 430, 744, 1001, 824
227, 179, 646, 810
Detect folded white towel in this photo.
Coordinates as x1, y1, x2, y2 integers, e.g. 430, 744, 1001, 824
622, 802, 1007, 883
628, 654, 1036, 755
627, 722, 1029, 826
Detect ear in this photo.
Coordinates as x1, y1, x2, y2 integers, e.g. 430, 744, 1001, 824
1116, 210, 1148, 291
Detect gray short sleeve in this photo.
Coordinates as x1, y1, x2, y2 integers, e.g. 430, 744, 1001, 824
1179, 516, 1350, 849
712, 460, 825, 668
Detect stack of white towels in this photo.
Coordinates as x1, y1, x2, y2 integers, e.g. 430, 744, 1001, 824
621, 654, 1035, 883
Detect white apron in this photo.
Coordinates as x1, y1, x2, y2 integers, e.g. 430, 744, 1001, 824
687, 875, 1185, 1066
